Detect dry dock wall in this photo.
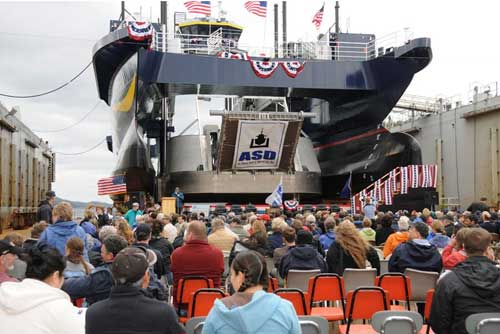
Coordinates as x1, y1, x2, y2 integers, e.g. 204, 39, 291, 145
0, 103, 54, 232
390, 95, 500, 210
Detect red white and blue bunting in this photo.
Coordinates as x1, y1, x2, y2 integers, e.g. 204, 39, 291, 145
400, 165, 409, 194
127, 21, 153, 41
389, 167, 398, 192
375, 180, 382, 202
410, 165, 420, 188
248, 60, 280, 78
217, 51, 249, 60
384, 179, 393, 205
281, 61, 306, 78
284, 199, 299, 211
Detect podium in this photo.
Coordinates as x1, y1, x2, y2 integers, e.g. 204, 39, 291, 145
161, 197, 177, 215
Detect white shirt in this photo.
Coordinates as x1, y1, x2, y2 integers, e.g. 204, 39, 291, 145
162, 223, 178, 243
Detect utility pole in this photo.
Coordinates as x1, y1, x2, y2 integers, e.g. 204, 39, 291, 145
274, 3, 279, 58
282, 1, 287, 57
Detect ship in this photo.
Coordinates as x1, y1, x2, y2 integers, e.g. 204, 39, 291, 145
92, 1, 431, 205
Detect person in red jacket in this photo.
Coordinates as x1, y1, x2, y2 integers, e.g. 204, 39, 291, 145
441, 227, 469, 270
171, 220, 224, 309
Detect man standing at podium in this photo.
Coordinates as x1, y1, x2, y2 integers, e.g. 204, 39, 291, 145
172, 187, 184, 214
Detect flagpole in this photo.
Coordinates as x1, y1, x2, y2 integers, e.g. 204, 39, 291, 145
263, 4, 268, 56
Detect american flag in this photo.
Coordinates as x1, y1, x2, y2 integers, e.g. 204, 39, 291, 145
184, 1, 211, 16
244, 1, 267, 17
97, 175, 127, 196
312, 3, 325, 30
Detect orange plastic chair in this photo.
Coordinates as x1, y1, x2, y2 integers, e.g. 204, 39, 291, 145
176, 276, 214, 317
419, 289, 435, 334
375, 273, 412, 311
308, 274, 345, 322
188, 288, 226, 318
275, 288, 309, 316
269, 277, 279, 292
339, 287, 390, 334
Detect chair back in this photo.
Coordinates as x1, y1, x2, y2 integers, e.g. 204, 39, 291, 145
307, 274, 345, 308
380, 259, 389, 275
177, 276, 213, 305
185, 317, 206, 334
345, 287, 390, 321
189, 288, 226, 318
287, 269, 321, 291
343, 268, 377, 293
372, 311, 423, 334
375, 273, 412, 309
404, 269, 439, 302
275, 288, 309, 315
466, 313, 500, 334
298, 316, 329, 334
423, 289, 434, 322
269, 276, 279, 292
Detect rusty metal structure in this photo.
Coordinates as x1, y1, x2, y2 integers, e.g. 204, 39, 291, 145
0, 102, 55, 232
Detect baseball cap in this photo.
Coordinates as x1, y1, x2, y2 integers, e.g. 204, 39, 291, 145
46, 190, 56, 198
259, 214, 271, 222
0, 239, 23, 256
112, 247, 149, 284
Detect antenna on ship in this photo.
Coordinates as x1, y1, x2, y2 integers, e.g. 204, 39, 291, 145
120, 1, 125, 22
282, 1, 287, 56
274, 3, 279, 58
335, 1, 340, 34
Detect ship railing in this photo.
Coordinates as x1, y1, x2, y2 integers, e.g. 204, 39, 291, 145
152, 29, 414, 61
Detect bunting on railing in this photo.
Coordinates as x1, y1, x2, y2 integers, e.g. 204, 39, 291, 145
127, 22, 153, 41
421, 165, 438, 188
384, 179, 393, 205
400, 165, 409, 194
375, 180, 382, 202
389, 168, 398, 192
281, 61, 305, 78
217, 51, 249, 60
248, 60, 280, 78
410, 165, 420, 188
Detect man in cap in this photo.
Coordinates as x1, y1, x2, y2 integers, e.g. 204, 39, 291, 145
36, 190, 56, 224
85, 247, 184, 334
124, 202, 143, 228
133, 223, 165, 280
0, 240, 22, 283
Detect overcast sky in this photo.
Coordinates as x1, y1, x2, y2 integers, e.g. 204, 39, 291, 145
0, 0, 498, 203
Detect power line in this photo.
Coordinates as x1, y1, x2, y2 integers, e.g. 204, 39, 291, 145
54, 138, 107, 156
0, 61, 92, 98
31, 101, 102, 133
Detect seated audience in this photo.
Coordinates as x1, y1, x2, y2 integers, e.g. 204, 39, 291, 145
39, 202, 88, 260
383, 216, 410, 258
319, 217, 336, 251
162, 216, 178, 243
64, 237, 94, 278
171, 221, 224, 307
116, 219, 134, 245
0, 243, 85, 333
4, 233, 27, 280
268, 218, 286, 250
273, 227, 296, 269
479, 211, 499, 233
62, 235, 128, 305
279, 230, 327, 278
326, 221, 380, 275
389, 222, 443, 273
203, 251, 300, 334
229, 217, 249, 240
0, 239, 21, 283
133, 223, 165, 280
79, 209, 97, 237
375, 214, 395, 245
148, 219, 174, 283
430, 228, 500, 334
359, 217, 377, 245
208, 218, 238, 253
85, 247, 184, 334
428, 220, 451, 249
441, 228, 469, 270
23, 221, 49, 253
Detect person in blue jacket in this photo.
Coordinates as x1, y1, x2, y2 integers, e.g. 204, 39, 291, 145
203, 251, 300, 334
171, 187, 184, 214
38, 202, 89, 261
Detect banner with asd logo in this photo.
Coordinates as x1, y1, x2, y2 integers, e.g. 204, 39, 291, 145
232, 120, 288, 169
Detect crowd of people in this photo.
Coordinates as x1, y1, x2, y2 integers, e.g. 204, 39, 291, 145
1, 192, 500, 333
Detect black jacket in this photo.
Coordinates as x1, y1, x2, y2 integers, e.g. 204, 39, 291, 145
97, 213, 110, 228
430, 256, 500, 334
62, 262, 113, 305
149, 236, 174, 273
279, 244, 327, 278
326, 241, 380, 275
375, 227, 394, 246
85, 285, 184, 334
133, 242, 166, 278
36, 200, 52, 223
467, 202, 489, 213
388, 240, 443, 273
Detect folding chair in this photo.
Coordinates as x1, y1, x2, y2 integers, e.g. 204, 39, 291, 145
380, 260, 389, 275
185, 317, 206, 334
404, 269, 438, 303
339, 286, 390, 334
372, 311, 423, 334
286, 269, 321, 292
420, 289, 434, 334
299, 316, 329, 334
343, 268, 377, 294
466, 313, 500, 334
308, 274, 345, 321
176, 276, 214, 322
188, 288, 226, 318
275, 288, 309, 316
375, 272, 412, 311
268, 276, 279, 292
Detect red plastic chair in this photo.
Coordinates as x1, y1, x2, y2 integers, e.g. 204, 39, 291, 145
269, 277, 279, 292
176, 276, 214, 317
185, 288, 226, 322
375, 273, 412, 311
339, 287, 390, 334
274, 288, 309, 316
308, 274, 345, 322
420, 289, 435, 334
72, 298, 84, 307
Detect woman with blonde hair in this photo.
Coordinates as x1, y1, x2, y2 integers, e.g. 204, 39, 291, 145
326, 220, 380, 275
64, 237, 94, 278
116, 220, 134, 245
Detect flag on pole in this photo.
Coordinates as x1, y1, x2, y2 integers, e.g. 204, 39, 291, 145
265, 179, 283, 207
184, 1, 211, 16
244, 1, 267, 17
340, 172, 352, 198
312, 3, 325, 30
98, 175, 127, 195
